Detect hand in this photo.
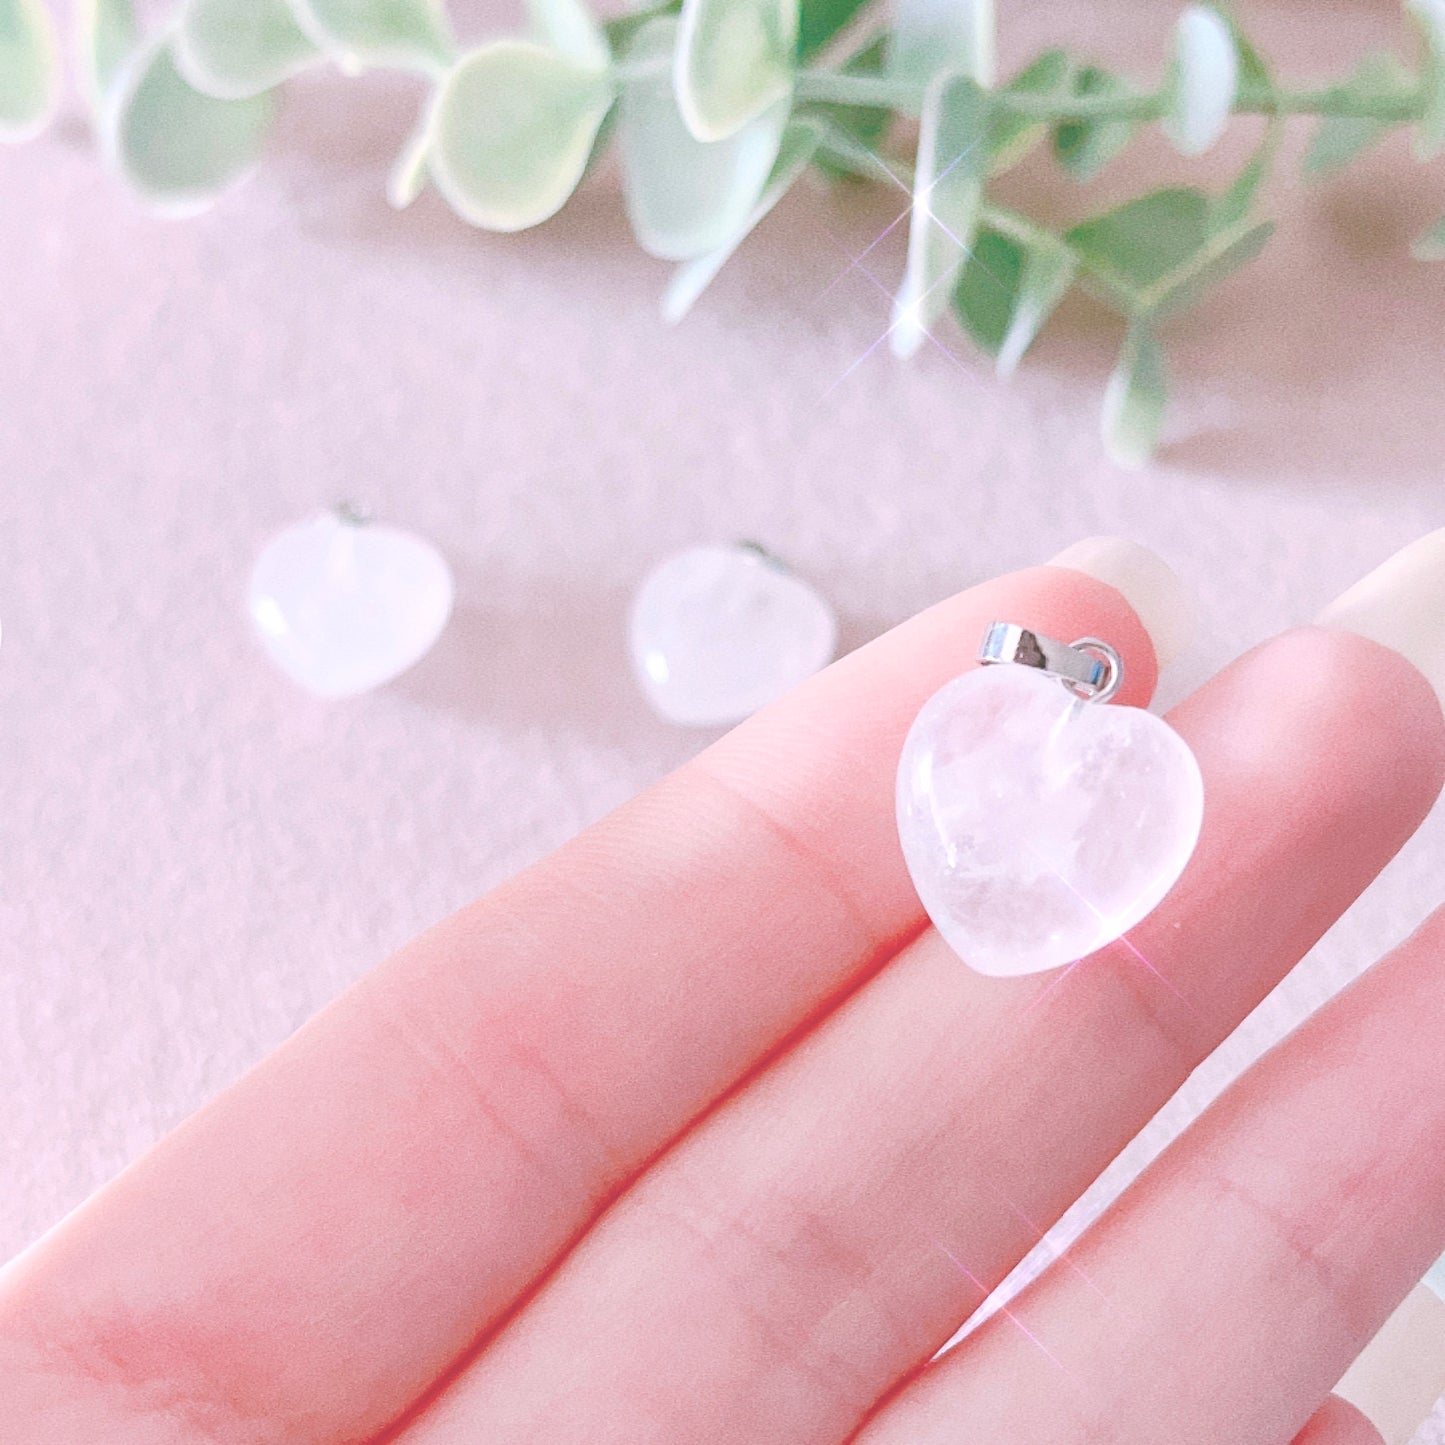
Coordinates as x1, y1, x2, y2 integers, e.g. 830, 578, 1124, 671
5, 536, 1445, 1445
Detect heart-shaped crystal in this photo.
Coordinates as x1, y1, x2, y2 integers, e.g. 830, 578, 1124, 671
629, 543, 837, 727
896, 663, 1203, 976
247, 509, 454, 699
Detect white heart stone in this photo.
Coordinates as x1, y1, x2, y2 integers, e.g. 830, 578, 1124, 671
629, 543, 838, 727
247, 510, 454, 699
896, 663, 1203, 976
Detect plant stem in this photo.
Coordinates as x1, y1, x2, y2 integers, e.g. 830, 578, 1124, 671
794, 70, 926, 111
793, 68, 1425, 125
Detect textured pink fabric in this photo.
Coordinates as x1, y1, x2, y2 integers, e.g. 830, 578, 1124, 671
2, 0, 1445, 1439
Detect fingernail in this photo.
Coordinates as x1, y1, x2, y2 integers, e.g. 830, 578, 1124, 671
1317, 528, 1445, 711
1046, 536, 1195, 669
1334, 1269, 1445, 1445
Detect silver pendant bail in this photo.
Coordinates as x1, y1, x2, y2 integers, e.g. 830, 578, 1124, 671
978, 622, 1123, 703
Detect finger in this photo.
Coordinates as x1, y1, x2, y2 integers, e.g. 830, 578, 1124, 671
389, 614, 1445, 1445
1336, 1273, 1445, 1445
1294, 1398, 1385, 1445
0, 544, 1168, 1444
855, 902, 1445, 1445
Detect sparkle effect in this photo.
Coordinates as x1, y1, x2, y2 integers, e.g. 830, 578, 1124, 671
818, 125, 999, 393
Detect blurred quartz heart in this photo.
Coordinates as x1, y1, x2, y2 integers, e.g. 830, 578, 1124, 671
896, 663, 1203, 977
629, 542, 837, 727
247, 507, 454, 699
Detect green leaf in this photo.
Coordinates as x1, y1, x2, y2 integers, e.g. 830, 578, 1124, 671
619, 15, 784, 259
1148, 217, 1271, 317
0, 0, 59, 141
1322, 46, 1414, 104
1228, 14, 1271, 95
1411, 212, 1445, 259
387, 104, 432, 207
175, 0, 320, 99
809, 33, 892, 180
1302, 115, 1390, 177
1208, 118, 1278, 234
108, 38, 275, 213
526, 0, 609, 70
428, 40, 615, 231
602, 0, 683, 55
289, 0, 454, 72
675, 0, 798, 141
1066, 187, 1210, 307
892, 71, 991, 357
1102, 322, 1167, 467
1053, 65, 1134, 181
1069, 187, 1266, 319
664, 115, 824, 320
888, 0, 993, 87
75, 0, 137, 111
1409, 0, 1445, 158
1302, 51, 1412, 177
997, 230, 1075, 373
952, 228, 1021, 356
952, 223, 1076, 373
1162, 4, 1237, 157
987, 48, 1071, 174
796, 0, 872, 63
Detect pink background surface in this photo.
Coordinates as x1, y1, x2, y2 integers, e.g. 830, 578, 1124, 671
4, 0, 1445, 1434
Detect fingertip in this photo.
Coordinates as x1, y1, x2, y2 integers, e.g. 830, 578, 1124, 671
1336, 1282, 1445, 1445
1046, 536, 1196, 671
1293, 1394, 1387, 1445
1316, 528, 1445, 715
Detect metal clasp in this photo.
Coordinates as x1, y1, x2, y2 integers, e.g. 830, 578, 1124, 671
978, 622, 1123, 704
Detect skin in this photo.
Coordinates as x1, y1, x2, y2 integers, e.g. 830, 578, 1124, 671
2, 562, 1443, 1445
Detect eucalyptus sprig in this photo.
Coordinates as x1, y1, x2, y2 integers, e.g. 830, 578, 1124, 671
7, 0, 1445, 463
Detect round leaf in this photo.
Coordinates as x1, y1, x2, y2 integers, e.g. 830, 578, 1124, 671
526, 0, 609, 70
0, 0, 59, 142
387, 107, 432, 207
951, 227, 1022, 356
1209, 120, 1278, 233
1413, 212, 1445, 260
1163, 4, 1236, 157
997, 232, 1075, 374
797, 0, 872, 63
663, 115, 824, 321
429, 40, 614, 232
892, 71, 991, 358
887, 0, 993, 88
1409, 0, 1445, 158
1301, 50, 1412, 178
620, 16, 784, 260
1102, 323, 1167, 467
1302, 114, 1390, 177
675, 0, 798, 142
951, 222, 1076, 374
1066, 188, 1209, 306
290, 0, 454, 72
108, 38, 276, 214
75, 0, 138, 112
176, 0, 320, 99
1148, 218, 1271, 319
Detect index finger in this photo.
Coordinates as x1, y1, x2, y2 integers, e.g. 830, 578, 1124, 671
0, 541, 1169, 1444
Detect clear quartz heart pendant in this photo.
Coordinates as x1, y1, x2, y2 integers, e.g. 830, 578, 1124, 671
247, 504, 454, 699
896, 623, 1204, 977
